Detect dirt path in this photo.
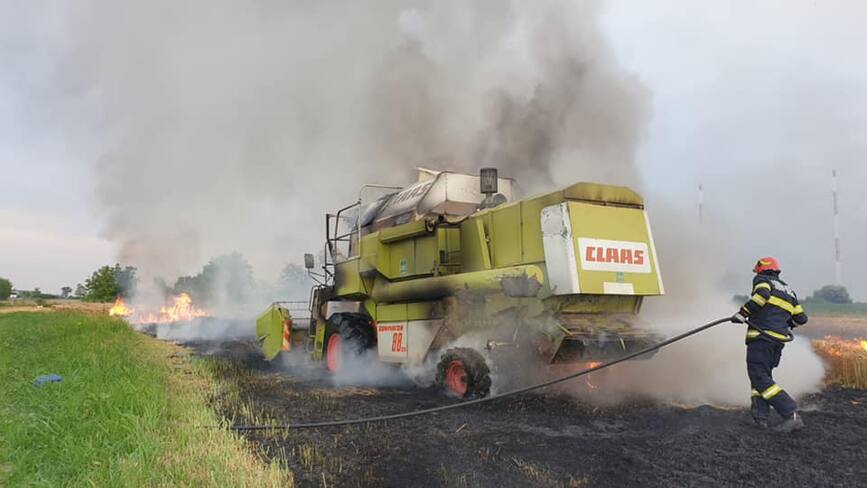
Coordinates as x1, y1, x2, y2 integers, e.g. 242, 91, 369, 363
195, 341, 867, 488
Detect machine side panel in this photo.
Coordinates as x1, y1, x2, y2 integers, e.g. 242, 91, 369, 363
435, 227, 462, 275
460, 218, 492, 272
521, 192, 565, 263
568, 202, 662, 296
334, 259, 365, 296
491, 203, 522, 268
414, 235, 438, 276
541, 203, 581, 295
376, 302, 440, 321
388, 239, 415, 279
376, 319, 443, 364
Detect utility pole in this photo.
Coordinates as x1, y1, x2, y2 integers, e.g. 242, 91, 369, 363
698, 184, 703, 224
832, 169, 842, 285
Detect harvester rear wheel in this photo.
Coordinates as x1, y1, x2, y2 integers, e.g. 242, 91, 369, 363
324, 313, 376, 374
436, 348, 491, 399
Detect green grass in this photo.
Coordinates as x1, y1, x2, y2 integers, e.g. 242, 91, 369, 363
804, 302, 867, 317
0, 312, 291, 487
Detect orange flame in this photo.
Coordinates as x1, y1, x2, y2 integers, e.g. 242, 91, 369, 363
815, 335, 867, 357
108, 296, 133, 317
155, 292, 208, 323
813, 335, 867, 389
107, 293, 208, 323
585, 361, 602, 391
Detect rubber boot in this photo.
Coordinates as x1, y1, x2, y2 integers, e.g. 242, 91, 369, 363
773, 412, 804, 433
751, 397, 769, 429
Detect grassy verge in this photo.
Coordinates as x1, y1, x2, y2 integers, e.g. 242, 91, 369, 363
0, 312, 292, 487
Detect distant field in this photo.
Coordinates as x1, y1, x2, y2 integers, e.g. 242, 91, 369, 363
804, 302, 867, 317
0, 312, 290, 487
799, 304, 867, 342
0, 299, 108, 315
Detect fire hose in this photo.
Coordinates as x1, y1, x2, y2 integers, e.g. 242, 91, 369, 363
752, 324, 795, 343
229, 316, 736, 431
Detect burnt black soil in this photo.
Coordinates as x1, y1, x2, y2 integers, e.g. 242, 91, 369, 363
190, 341, 867, 488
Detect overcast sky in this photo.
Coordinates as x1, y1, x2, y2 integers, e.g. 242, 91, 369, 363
1, 1, 864, 299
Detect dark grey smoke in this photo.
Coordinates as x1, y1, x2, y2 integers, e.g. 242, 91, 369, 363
18, 0, 646, 284
367, 2, 648, 190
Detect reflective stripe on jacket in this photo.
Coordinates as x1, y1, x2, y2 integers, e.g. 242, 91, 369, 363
739, 271, 808, 343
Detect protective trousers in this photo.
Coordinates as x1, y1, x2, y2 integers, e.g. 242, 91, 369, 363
747, 340, 797, 420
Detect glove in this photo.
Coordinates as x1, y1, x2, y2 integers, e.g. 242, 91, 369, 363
731, 312, 747, 324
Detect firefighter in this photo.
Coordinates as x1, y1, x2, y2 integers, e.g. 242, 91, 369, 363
731, 257, 808, 432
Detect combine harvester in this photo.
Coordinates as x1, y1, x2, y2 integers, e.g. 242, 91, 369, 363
257, 168, 664, 398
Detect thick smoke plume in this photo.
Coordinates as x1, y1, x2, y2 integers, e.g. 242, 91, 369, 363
38, 0, 647, 281
8, 1, 831, 403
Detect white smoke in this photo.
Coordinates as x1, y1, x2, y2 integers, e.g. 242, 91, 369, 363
138, 318, 254, 343
620, 293, 826, 406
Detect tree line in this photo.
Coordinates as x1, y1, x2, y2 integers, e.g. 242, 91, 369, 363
2, 264, 860, 306
0, 251, 314, 305
734, 284, 855, 306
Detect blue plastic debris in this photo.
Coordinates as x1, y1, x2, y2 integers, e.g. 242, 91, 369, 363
33, 374, 63, 387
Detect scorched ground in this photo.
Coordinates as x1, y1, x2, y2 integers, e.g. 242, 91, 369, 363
193, 340, 866, 488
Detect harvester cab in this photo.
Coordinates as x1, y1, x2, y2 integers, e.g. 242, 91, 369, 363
257, 168, 664, 398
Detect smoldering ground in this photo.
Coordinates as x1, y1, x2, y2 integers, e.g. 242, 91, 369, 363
212, 355, 867, 487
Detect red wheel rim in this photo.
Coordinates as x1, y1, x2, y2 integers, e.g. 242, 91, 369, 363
445, 360, 468, 396
326, 334, 342, 373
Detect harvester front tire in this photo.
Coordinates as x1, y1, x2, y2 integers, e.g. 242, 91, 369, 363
436, 348, 491, 399
324, 313, 376, 374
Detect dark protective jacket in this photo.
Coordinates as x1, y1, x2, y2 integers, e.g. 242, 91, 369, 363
739, 271, 808, 343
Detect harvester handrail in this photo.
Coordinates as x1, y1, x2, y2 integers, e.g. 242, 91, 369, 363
328, 202, 361, 266
229, 316, 731, 431
270, 300, 310, 312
